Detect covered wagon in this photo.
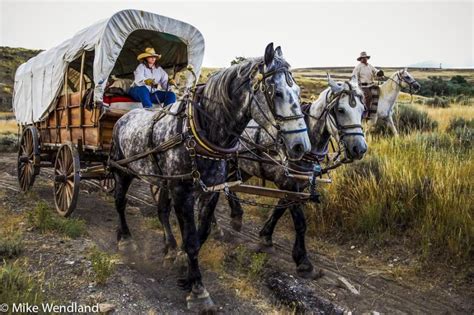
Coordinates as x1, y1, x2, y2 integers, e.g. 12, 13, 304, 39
13, 9, 205, 216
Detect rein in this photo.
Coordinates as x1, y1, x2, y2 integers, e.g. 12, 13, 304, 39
385, 71, 418, 97
303, 83, 365, 140
247, 62, 307, 140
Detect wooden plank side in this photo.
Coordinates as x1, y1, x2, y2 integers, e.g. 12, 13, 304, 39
84, 127, 99, 147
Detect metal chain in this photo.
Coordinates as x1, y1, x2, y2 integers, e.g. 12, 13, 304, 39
224, 187, 300, 209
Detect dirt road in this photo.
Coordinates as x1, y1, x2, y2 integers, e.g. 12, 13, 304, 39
0, 152, 471, 314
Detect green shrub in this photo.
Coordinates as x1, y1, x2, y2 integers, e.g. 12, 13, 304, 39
446, 117, 473, 150
0, 233, 23, 259
232, 245, 268, 279
248, 252, 268, 279
424, 96, 450, 108
89, 247, 116, 285
0, 133, 18, 152
447, 117, 474, 132
27, 201, 86, 238
0, 260, 45, 309
452, 94, 472, 105
417, 75, 474, 97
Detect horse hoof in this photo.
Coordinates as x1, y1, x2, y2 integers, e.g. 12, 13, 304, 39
296, 266, 324, 280
118, 238, 138, 253
186, 287, 215, 312
254, 235, 274, 253
230, 217, 242, 232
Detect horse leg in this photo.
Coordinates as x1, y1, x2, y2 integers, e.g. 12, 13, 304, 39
226, 191, 244, 231
197, 192, 220, 245
289, 204, 320, 279
258, 198, 289, 248
157, 187, 178, 264
172, 184, 214, 310
114, 172, 134, 247
388, 115, 399, 136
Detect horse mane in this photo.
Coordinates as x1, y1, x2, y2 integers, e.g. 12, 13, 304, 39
202, 56, 291, 110
310, 80, 362, 117
200, 55, 290, 143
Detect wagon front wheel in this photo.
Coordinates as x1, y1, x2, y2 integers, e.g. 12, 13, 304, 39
54, 144, 80, 217
17, 126, 40, 191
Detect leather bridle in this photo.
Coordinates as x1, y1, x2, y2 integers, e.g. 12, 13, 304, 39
248, 62, 307, 142
304, 82, 365, 140
387, 70, 419, 94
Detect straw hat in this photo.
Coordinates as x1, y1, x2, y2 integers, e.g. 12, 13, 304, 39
137, 47, 162, 61
357, 51, 371, 61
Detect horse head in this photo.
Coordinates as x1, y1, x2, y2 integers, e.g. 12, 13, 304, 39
308, 74, 367, 160
396, 68, 421, 92
247, 43, 311, 161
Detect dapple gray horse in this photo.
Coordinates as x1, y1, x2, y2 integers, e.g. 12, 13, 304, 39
222, 75, 367, 278
110, 43, 310, 310
159, 75, 368, 280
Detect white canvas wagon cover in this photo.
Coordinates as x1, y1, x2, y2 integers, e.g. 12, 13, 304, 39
13, 9, 205, 124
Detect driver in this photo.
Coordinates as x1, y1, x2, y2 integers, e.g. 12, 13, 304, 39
352, 51, 384, 111
128, 47, 176, 108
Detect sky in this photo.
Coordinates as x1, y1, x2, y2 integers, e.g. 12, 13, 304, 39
0, 0, 473, 68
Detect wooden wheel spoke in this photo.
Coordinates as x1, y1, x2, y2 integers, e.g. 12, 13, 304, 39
53, 144, 79, 216
67, 161, 74, 175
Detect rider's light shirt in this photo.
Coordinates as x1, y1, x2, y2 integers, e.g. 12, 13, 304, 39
352, 63, 379, 85
132, 63, 169, 92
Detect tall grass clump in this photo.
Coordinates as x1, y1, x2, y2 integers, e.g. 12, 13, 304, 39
309, 132, 473, 264
88, 247, 116, 285
28, 201, 86, 238
0, 259, 45, 309
446, 117, 473, 150
424, 96, 450, 108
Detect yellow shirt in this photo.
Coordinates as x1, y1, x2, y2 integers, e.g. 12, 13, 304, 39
352, 63, 379, 85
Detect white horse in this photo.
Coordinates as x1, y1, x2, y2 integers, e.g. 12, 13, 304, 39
368, 68, 420, 135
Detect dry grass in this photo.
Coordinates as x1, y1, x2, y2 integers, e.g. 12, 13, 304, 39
414, 103, 474, 131
200, 239, 226, 272
0, 117, 17, 134
308, 131, 473, 264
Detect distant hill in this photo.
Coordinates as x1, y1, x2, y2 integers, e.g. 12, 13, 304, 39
0, 47, 43, 111
408, 60, 442, 68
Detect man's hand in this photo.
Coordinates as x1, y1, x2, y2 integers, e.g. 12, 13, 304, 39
376, 70, 384, 77
168, 79, 177, 87
144, 78, 156, 86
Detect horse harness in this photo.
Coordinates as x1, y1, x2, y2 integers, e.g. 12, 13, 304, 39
108, 62, 308, 187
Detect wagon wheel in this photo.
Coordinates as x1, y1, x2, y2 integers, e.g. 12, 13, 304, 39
150, 185, 161, 205
17, 126, 40, 191
100, 171, 115, 193
53, 144, 80, 217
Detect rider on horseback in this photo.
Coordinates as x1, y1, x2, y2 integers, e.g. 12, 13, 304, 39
352, 51, 384, 115
128, 47, 177, 108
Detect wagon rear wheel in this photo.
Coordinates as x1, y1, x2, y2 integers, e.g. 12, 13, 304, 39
17, 126, 40, 191
54, 144, 80, 217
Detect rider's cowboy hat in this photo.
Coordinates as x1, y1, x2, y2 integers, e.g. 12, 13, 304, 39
357, 51, 371, 61
137, 47, 162, 61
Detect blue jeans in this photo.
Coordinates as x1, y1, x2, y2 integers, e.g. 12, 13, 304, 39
128, 86, 177, 108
